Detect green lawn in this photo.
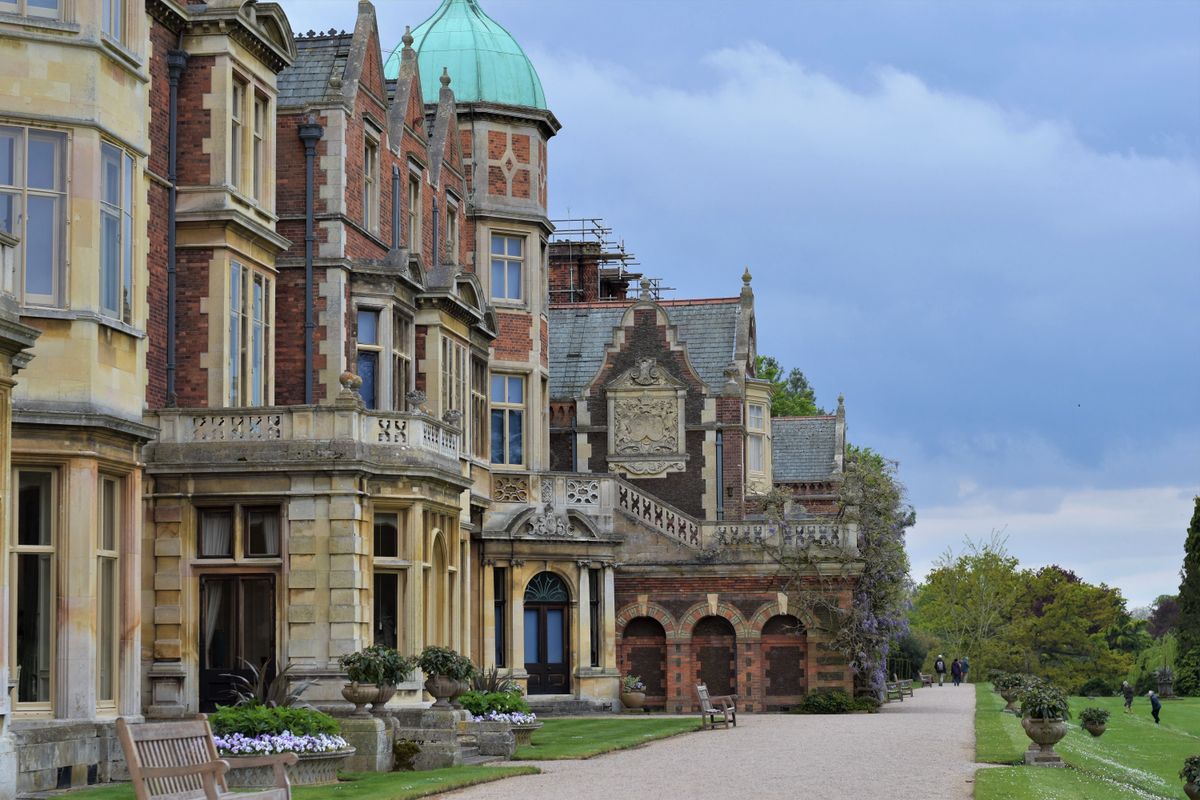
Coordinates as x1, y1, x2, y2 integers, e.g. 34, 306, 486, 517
513, 716, 700, 760
65, 767, 539, 800
974, 682, 1200, 800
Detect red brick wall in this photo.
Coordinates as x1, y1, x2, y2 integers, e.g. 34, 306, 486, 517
144, 18, 174, 409
717, 396, 745, 519
176, 56, 213, 186
493, 311, 532, 361
173, 248, 212, 407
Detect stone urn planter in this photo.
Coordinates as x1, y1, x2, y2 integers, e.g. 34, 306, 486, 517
341, 682, 377, 717
999, 686, 1021, 714
1081, 721, 1106, 737
226, 748, 355, 788
512, 721, 543, 747
449, 678, 469, 710
424, 674, 457, 709
620, 691, 646, 710
371, 684, 397, 714
1021, 717, 1068, 766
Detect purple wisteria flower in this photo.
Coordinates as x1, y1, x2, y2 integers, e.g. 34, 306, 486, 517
211, 731, 349, 756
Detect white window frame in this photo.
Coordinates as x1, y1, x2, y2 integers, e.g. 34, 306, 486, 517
100, 142, 135, 323
10, 468, 56, 710
97, 475, 121, 707
363, 129, 380, 234
355, 306, 382, 409
392, 310, 412, 411
490, 373, 525, 466
0, 0, 62, 20
252, 93, 267, 201
489, 232, 524, 303
0, 125, 67, 308
101, 0, 126, 44
441, 335, 466, 418
407, 170, 421, 254
228, 262, 272, 407
747, 403, 766, 474
230, 77, 247, 191
470, 356, 487, 460
371, 510, 408, 650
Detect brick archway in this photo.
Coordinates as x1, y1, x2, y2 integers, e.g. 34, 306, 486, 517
759, 614, 807, 710
615, 601, 679, 640
677, 600, 753, 640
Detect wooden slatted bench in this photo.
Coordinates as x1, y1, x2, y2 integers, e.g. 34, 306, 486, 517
883, 681, 904, 702
695, 683, 737, 730
897, 679, 915, 698
918, 672, 933, 688
117, 717, 298, 800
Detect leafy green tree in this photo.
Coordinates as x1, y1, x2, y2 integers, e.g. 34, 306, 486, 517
755, 355, 824, 417
1147, 594, 1180, 639
1175, 497, 1200, 695
910, 534, 1023, 673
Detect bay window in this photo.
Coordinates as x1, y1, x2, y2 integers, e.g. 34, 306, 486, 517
490, 233, 523, 301
12, 469, 54, 705
392, 311, 411, 410
97, 476, 121, 704
747, 403, 766, 474
356, 308, 380, 409
0, 0, 61, 19
372, 511, 405, 649
228, 262, 272, 406
490, 373, 524, 465
471, 356, 488, 459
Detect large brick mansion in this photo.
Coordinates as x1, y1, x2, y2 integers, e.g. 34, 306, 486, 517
0, 0, 862, 794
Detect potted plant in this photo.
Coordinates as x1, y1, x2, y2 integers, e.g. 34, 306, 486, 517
339, 646, 416, 715
1078, 706, 1110, 737
1180, 755, 1200, 800
210, 705, 353, 787
993, 672, 1024, 714
620, 674, 647, 710
1019, 681, 1070, 766
460, 689, 541, 746
417, 646, 475, 708
1157, 666, 1175, 698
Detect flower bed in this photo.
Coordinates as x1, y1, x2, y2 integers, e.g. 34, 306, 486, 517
213, 731, 350, 756
471, 711, 538, 726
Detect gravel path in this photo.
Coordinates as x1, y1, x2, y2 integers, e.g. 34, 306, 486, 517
441, 685, 978, 800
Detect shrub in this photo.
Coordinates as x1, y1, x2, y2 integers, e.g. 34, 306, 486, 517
1019, 681, 1071, 720
457, 690, 529, 717
1077, 677, 1114, 697
209, 704, 340, 737
622, 674, 646, 692
220, 660, 317, 708
851, 696, 881, 713
1079, 707, 1110, 726
417, 645, 475, 681
1181, 755, 1200, 785
339, 645, 416, 687
393, 739, 420, 772
794, 690, 853, 714
471, 666, 521, 694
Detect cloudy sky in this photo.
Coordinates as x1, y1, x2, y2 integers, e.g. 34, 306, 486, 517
284, 0, 1200, 607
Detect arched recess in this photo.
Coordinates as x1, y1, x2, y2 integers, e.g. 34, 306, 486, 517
620, 617, 667, 708
692, 615, 737, 698
678, 600, 752, 640
760, 614, 807, 709
523, 571, 571, 695
615, 601, 679, 640
425, 532, 448, 646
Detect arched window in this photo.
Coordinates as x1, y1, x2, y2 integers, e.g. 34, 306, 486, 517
524, 572, 568, 603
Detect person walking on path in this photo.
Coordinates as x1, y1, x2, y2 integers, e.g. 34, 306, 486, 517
950, 658, 963, 687
934, 655, 947, 686
961, 655, 970, 683
1122, 681, 1135, 713
1149, 690, 1162, 724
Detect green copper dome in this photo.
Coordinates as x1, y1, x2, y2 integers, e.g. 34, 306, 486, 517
384, 0, 547, 110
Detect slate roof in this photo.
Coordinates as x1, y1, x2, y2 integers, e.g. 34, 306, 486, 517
278, 32, 353, 108
772, 417, 839, 483
548, 300, 741, 400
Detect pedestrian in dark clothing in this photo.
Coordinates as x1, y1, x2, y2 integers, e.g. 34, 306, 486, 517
1121, 681, 1134, 713
1149, 690, 1162, 724
950, 659, 963, 686
961, 656, 970, 683
934, 655, 947, 686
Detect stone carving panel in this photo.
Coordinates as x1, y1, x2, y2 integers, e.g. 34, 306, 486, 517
613, 394, 678, 455
566, 478, 599, 506
493, 475, 528, 503
607, 358, 686, 479
523, 505, 596, 539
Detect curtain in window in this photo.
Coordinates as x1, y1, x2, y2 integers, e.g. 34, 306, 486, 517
200, 512, 232, 557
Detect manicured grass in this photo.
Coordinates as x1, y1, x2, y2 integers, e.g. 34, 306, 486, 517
513, 716, 700, 760
65, 767, 539, 800
974, 682, 1200, 800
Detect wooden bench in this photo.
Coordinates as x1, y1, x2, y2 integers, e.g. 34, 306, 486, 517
116, 717, 298, 800
695, 683, 737, 729
918, 672, 933, 688
897, 679, 914, 698
883, 681, 904, 702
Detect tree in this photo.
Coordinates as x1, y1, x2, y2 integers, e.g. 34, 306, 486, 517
1147, 594, 1180, 639
1175, 497, 1200, 695
755, 355, 824, 417
910, 534, 1023, 673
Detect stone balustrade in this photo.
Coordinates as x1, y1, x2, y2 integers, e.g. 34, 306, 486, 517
148, 405, 462, 470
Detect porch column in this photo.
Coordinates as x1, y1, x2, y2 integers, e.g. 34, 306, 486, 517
509, 565, 526, 679
602, 565, 617, 669
405, 503, 424, 658
576, 562, 591, 677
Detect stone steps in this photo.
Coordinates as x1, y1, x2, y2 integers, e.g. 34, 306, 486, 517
525, 696, 614, 716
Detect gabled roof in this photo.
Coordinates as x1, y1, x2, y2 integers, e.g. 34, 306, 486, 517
772, 416, 839, 483
548, 299, 742, 400
278, 31, 353, 108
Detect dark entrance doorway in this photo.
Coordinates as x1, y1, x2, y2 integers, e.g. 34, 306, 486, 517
621, 617, 667, 709
523, 572, 570, 695
761, 614, 806, 710
199, 574, 276, 711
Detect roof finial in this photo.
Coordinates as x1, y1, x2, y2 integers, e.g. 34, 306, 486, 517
440, 67, 451, 87
639, 275, 653, 295
837, 393, 845, 417
401, 25, 413, 48
742, 266, 752, 286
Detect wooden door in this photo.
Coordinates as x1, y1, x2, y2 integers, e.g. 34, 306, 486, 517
199, 574, 275, 711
